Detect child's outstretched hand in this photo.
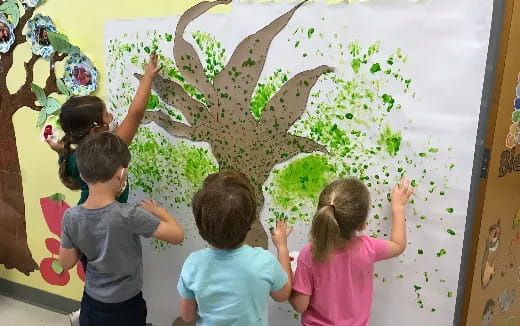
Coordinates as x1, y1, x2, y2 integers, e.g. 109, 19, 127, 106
391, 176, 414, 211
270, 218, 293, 249
139, 199, 166, 217
143, 53, 161, 80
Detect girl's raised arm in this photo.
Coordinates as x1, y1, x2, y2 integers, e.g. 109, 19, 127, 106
387, 177, 414, 258
116, 53, 160, 145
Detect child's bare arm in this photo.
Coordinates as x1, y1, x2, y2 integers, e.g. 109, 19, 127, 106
387, 177, 414, 258
140, 200, 184, 244
116, 53, 160, 145
289, 291, 310, 313
270, 219, 293, 302
179, 297, 197, 322
58, 247, 80, 270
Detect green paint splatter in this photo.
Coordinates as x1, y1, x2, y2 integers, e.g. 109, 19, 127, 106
370, 63, 381, 73
129, 128, 217, 199
270, 155, 335, 209
447, 229, 456, 235
146, 94, 160, 110
418, 249, 424, 255
446, 208, 454, 214
307, 28, 315, 39
191, 31, 226, 81
378, 126, 402, 156
436, 249, 447, 257
250, 69, 289, 119
242, 57, 255, 67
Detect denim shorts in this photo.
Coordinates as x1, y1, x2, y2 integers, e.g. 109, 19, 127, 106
79, 291, 147, 326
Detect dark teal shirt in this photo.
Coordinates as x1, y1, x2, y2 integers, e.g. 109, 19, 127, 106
65, 152, 130, 205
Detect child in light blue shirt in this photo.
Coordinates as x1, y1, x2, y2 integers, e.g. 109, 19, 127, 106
177, 171, 293, 325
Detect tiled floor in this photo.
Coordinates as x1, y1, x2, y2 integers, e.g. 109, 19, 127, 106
0, 295, 69, 325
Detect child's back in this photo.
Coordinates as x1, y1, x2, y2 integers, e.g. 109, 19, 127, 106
294, 236, 388, 325
62, 202, 158, 302
179, 246, 287, 325
290, 178, 413, 326
178, 171, 293, 326
59, 132, 184, 326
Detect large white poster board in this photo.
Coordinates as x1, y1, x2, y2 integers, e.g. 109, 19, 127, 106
105, 1, 493, 324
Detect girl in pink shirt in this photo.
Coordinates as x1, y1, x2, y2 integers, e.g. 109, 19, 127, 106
290, 177, 414, 326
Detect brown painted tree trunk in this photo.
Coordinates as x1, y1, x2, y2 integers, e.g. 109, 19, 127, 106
0, 3, 65, 276
0, 102, 38, 275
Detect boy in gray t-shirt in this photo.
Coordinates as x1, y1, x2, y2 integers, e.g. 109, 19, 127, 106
58, 132, 184, 326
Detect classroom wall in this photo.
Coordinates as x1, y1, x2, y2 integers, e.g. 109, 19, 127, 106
0, 0, 227, 301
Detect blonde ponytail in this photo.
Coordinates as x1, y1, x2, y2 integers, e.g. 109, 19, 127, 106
310, 205, 341, 262
310, 178, 371, 262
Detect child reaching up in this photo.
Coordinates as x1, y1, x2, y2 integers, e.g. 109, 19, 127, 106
290, 177, 414, 326
58, 132, 184, 326
47, 54, 159, 325
177, 171, 293, 325
48, 53, 160, 204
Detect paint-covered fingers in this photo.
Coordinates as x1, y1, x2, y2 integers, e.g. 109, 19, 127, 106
139, 199, 161, 214
392, 176, 414, 208
144, 52, 161, 79
270, 217, 292, 249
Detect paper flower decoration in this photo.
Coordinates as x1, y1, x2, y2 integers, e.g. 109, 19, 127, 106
0, 13, 14, 53
26, 14, 56, 58
63, 53, 99, 95
21, 0, 43, 8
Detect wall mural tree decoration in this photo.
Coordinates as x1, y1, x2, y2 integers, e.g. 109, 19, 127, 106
0, 0, 97, 275
137, 0, 331, 248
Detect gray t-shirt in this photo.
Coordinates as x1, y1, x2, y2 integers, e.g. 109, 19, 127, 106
60, 202, 160, 303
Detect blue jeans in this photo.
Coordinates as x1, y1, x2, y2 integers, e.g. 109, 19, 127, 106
79, 291, 147, 326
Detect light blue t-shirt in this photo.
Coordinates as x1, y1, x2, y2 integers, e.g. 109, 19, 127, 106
177, 245, 288, 326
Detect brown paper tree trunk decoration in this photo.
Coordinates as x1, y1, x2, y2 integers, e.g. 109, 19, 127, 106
138, 0, 331, 248
0, 3, 66, 275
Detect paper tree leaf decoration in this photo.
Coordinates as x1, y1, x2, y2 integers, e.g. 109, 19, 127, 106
31, 83, 47, 106
51, 260, 63, 274
45, 97, 61, 115
56, 77, 72, 98
47, 31, 80, 55
0, 0, 20, 27
138, 0, 330, 248
31, 83, 63, 126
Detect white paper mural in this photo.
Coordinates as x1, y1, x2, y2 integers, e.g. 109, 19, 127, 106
105, 1, 493, 325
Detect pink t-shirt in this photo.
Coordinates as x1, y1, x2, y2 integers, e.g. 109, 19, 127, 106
293, 236, 390, 326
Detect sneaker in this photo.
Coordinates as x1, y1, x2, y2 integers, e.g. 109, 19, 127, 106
68, 309, 80, 326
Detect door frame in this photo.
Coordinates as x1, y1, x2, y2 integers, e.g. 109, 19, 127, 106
454, 1, 513, 325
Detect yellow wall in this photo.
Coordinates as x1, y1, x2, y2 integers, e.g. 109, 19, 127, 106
0, 0, 228, 301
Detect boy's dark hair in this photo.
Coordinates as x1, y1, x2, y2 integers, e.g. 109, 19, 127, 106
58, 96, 106, 190
192, 171, 257, 249
75, 132, 131, 184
